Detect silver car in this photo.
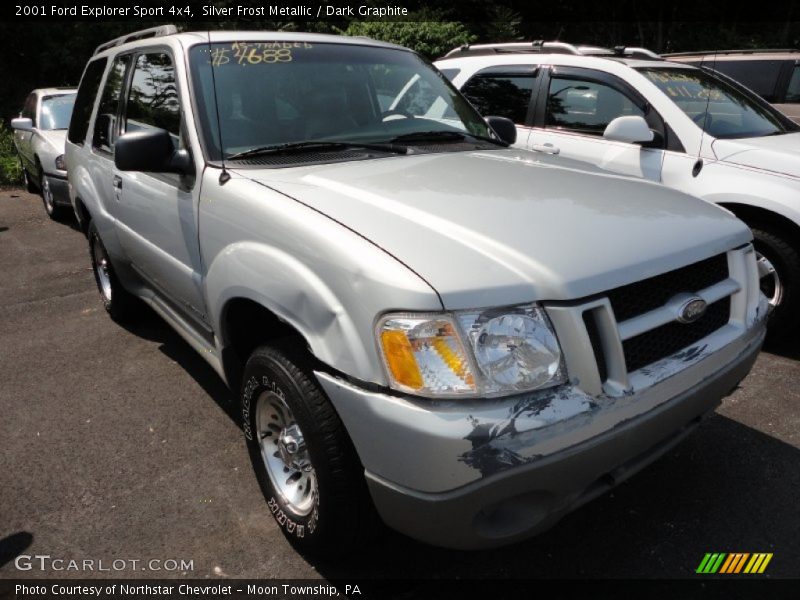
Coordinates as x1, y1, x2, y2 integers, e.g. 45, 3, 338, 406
12, 87, 77, 219
66, 27, 767, 553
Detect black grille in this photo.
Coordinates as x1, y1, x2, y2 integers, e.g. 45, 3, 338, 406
623, 297, 731, 373
607, 254, 728, 323
583, 310, 608, 381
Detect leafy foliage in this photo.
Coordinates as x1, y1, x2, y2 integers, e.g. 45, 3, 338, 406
0, 121, 22, 185
342, 12, 477, 59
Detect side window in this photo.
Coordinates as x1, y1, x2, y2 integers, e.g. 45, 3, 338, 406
786, 65, 800, 103
68, 58, 108, 145
22, 93, 37, 125
124, 52, 181, 140
546, 76, 644, 136
461, 71, 536, 124
93, 54, 131, 153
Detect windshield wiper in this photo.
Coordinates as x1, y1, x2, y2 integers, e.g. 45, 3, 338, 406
387, 130, 508, 147
227, 140, 407, 161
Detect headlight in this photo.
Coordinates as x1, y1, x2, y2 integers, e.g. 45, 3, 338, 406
55, 154, 66, 171
377, 305, 566, 398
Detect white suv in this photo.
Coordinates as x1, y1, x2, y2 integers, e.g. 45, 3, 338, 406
438, 42, 800, 341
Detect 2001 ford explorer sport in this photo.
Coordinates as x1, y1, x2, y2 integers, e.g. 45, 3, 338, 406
65, 27, 768, 554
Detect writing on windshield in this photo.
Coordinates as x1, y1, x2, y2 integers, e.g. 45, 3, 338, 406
209, 42, 314, 67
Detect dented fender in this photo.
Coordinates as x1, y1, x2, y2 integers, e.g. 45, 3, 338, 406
198, 171, 442, 385
205, 241, 373, 382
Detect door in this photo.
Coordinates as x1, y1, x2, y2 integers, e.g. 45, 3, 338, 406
15, 93, 37, 171
459, 65, 540, 145
113, 49, 207, 324
528, 66, 665, 182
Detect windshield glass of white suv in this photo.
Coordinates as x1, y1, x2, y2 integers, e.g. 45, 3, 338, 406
189, 41, 493, 161
40, 94, 76, 130
639, 67, 791, 138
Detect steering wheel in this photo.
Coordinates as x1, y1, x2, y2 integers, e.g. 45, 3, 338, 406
381, 108, 414, 121
692, 112, 712, 127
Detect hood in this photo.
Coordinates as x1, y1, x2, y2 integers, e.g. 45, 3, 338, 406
237, 149, 750, 309
38, 129, 67, 152
712, 132, 800, 179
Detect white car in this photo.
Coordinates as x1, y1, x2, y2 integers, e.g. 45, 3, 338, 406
437, 42, 800, 341
12, 88, 77, 219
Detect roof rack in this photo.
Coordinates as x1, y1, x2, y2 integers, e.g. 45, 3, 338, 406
443, 40, 661, 60
93, 25, 178, 55
612, 46, 662, 59
663, 48, 798, 57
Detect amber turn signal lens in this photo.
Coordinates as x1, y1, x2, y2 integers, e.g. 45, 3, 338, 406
380, 330, 424, 390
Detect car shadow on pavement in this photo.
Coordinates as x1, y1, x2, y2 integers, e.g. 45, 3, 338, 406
0, 532, 33, 570
310, 414, 800, 579
119, 304, 241, 428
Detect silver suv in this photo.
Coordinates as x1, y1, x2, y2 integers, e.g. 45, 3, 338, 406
66, 27, 767, 553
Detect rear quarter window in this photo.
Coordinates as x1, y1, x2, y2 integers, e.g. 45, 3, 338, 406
68, 57, 108, 145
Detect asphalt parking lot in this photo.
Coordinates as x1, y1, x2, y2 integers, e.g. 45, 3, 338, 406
1, 188, 799, 581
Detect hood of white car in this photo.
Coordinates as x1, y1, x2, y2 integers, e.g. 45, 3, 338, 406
239, 148, 750, 309
712, 132, 800, 179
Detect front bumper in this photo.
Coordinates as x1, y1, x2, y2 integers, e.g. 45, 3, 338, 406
316, 320, 765, 549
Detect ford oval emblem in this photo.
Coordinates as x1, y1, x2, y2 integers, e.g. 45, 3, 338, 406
677, 297, 707, 324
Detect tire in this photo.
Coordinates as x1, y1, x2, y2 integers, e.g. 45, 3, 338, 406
241, 343, 379, 555
87, 221, 139, 322
40, 169, 66, 221
752, 226, 800, 344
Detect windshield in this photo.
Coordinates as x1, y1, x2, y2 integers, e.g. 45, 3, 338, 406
189, 41, 493, 161
40, 94, 76, 130
638, 67, 792, 139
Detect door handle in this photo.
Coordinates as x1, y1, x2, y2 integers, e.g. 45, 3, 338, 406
531, 143, 560, 155
113, 175, 122, 190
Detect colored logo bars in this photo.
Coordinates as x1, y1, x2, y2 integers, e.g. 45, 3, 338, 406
696, 553, 773, 574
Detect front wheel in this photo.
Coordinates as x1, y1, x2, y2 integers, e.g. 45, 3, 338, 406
242, 344, 379, 555
752, 227, 800, 344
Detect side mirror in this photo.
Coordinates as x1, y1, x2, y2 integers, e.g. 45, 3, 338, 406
11, 117, 33, 131
114, 128, 193, 175
603, 115, 654, 144
485, 116, 517, 145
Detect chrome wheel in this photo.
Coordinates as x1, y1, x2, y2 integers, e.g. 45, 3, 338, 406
756, 250, 783, 311
92, 238, 112, 303
256, 390, 317, 517
42, 176, 54, 215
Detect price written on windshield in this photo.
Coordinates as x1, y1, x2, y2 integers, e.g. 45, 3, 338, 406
209, 42, 314, 67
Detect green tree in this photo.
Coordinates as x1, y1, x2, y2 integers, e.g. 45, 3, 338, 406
342, 11, 476, 59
